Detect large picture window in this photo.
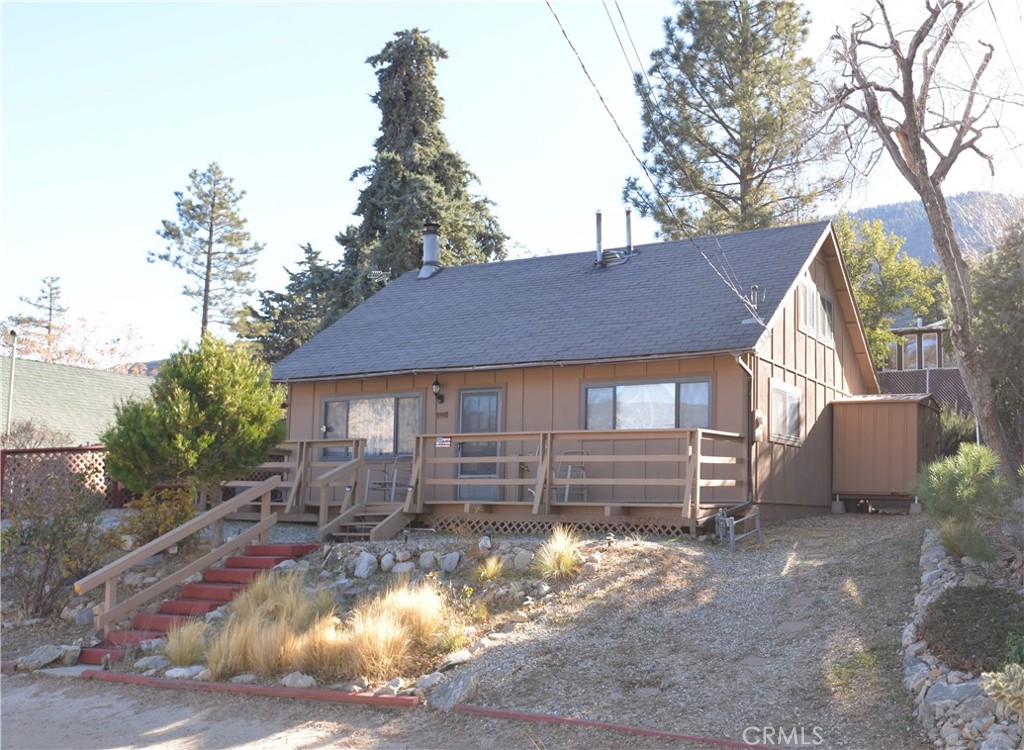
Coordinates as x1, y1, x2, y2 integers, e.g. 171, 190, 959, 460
322, 394, 421, 458
770, 380, 802, 442
584, 379, 711, 430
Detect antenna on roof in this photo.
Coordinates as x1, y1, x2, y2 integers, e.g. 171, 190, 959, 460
367, 269, 391, 285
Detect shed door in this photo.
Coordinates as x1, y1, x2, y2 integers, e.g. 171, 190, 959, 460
458, 389, 501, 501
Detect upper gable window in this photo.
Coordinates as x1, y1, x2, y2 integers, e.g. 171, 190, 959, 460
798, 283, 817, 335
819, 295, 835, 343
770, 379, 802, 443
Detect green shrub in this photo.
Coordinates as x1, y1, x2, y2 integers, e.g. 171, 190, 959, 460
1003, 633, 1024, 669
938, 408, 977, 457
918, 585, 1024, 673
0, 469, 119, 617
117, 489, 197, 548
915, 443, 1019, 561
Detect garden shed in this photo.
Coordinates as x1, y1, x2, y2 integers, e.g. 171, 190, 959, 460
832, 393, 940, 505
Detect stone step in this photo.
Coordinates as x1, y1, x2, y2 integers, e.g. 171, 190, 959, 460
180, 582, 243, 601
204, 567, 264, 585
244, 543, 319, 557
78, 646, 124, 665
159, 598, 222, 615
131, 612, 196, 633
225, 555, 289, 569
105, 629, 166, 646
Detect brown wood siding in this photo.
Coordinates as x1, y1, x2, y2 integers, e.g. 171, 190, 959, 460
284, 354, 748, 506
753, 234, 869, 517
833, 398, 939, 497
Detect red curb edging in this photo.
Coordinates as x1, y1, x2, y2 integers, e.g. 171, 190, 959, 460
80, 670, 419, 708
453, 703, 782, 750
1, 661, 18, 673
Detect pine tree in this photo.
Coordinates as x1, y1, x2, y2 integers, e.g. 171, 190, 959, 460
151, 162, 264, 338
337, 29, 506, 304
235, 244, 351, 363
7, 276, 68, 362
626, 0, 841, 235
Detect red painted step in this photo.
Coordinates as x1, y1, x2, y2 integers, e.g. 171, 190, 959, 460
225, 555, 289, 569
106, 629, 166, 646
244, 543, 319, 557
159, 598, 221, 616
132, 612, 195, 633
79, 646, 124, 665
204, 567, 263, 584
180, 582, 242, 601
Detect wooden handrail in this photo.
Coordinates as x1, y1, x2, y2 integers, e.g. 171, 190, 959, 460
74, 476, 281, 634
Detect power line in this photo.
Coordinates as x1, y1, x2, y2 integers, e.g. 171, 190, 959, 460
545, 0, 763, 323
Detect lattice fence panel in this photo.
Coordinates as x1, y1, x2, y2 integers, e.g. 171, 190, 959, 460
1, 447, 120, 514
426, 514, 695, 538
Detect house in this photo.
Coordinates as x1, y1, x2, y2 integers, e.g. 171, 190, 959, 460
271, 219, 881, 536
0, 356, 154, 446
877, 318, 973, 415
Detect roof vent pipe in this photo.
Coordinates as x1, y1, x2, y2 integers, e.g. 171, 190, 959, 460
625, 208, 633, 255
419, 221, 441, 279
595, 210, 603, 264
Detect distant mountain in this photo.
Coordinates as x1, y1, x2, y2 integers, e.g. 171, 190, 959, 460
847, 191, 1022, 265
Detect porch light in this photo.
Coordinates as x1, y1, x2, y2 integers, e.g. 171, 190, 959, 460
432, 378, 444, 404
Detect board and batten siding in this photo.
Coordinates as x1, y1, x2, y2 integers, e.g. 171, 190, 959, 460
753, 238, 869, 520
284, 354, 746, 506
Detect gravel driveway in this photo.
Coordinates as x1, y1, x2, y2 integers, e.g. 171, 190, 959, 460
1, 514, 930, 749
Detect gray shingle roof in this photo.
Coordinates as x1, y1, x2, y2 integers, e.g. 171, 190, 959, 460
273, 221, 832, 382
0, 357, 154, 446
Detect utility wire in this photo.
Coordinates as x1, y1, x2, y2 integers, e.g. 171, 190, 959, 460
546, 0, 764, 324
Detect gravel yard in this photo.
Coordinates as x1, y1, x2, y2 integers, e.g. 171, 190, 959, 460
2, 513, 931, 749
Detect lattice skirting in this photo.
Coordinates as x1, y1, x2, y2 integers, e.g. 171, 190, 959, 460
423, 513, 699, 538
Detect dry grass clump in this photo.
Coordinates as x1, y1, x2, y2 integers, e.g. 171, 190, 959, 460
206, 572, 458, 683
474, 556, 504, 582
533, 525, 583, 580
163, 620, 209, 666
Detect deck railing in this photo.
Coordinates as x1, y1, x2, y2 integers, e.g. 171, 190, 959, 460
75, 476, 281, 635
406, 428, 746, 519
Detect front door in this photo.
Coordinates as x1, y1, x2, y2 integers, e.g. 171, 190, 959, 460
458, 389, 501, 501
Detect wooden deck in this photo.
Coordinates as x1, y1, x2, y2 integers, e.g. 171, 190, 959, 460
223, 428, 748, 538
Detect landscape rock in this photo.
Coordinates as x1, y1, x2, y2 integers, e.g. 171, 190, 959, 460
194, 668, 213, 681
274, 559, 298, 571
415, 672, 444, 691
978, 735, 1018, 750
427, 672, 478, 711
280, 671, 316, 689
17, 645, 64, 671
419, 551, 436, 569
165, 666, 205, 679
513, 549, 534, 571
380, 552, 396, 572
375, 678, 403, 696
391, 561, 416, 575
75, 608, 95, 626
438, 648, 473, 671
205, 609, 224, 622
59, 646, 81, 666
395, 549, 412, 563
134, 655, 172, 670
230, 673, 258, 684
354, 551, 378, 579
440, 551, 460, 573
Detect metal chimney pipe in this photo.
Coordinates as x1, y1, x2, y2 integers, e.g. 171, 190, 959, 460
595, 210, 603, 263
419, 221, 441, 279
625, 208, 633, 255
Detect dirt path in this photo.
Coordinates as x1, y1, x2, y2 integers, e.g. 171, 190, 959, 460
1, 515, 931, 750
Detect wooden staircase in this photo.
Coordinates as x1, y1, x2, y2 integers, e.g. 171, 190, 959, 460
320, 503, 414, 543
78, 542, 319, 666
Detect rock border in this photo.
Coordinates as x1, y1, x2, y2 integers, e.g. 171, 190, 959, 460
903, 529, 1021, 750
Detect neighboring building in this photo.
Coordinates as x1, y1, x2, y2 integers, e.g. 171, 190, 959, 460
0, 356, 154, 446
272, 220, 889, 533
878, 319, 973, 415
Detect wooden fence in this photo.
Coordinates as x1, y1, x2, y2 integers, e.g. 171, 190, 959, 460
0, 445, 128, 514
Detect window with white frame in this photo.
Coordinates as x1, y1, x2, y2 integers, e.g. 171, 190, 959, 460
770, 379, 802, 442
819, 295, 835, 342
321, 394, 421, 458
798, 282, 817, 334
584, 379, 711, 430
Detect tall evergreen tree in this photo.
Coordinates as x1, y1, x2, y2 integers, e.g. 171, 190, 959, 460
338, 29, 506, 304
6, 276, 68, 362
626, 0, 841, 235
235, 244, 351, 363
151, 162, 264, 338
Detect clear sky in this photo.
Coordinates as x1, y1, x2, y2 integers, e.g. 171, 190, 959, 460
2, 1, 1021, 363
